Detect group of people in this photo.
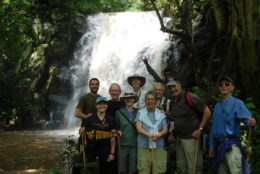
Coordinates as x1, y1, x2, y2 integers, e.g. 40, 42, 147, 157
73, 59, 256, 174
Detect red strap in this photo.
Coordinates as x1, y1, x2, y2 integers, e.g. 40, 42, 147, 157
185, 91, 195, 109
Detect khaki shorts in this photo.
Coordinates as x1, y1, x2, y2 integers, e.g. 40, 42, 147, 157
137, 147, 167, 174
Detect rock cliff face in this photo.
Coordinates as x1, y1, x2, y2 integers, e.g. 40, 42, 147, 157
165, 8, 217, 88
21, 10, 86, 125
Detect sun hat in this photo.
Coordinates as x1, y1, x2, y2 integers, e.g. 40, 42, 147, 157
121, 92, 138, 103
127, 74, 146, 87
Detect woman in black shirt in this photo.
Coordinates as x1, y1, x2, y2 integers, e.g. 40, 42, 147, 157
81, 97, 116, 174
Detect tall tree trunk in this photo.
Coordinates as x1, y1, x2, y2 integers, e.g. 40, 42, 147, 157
212, 0, 260, 104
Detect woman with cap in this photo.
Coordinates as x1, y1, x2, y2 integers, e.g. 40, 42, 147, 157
115, 92, 139, 174
127, 74, 147, 109
81, 97, 116, 174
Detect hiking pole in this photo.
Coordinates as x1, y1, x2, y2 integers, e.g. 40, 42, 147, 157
192, 139, 200, 174
81, 127, 86, 170
117, 134, 121, 174
246, 126, 252, 174
150, 139, 155, 174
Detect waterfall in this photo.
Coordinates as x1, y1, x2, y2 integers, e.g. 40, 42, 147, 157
57, 12, 171, 128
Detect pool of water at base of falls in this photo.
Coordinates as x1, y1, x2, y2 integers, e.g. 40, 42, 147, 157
0, 129, 78, 174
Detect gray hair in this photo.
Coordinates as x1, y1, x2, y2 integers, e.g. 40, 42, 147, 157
109, 83, 121, 92
145, 90, 156, 100
153, 83, 165, 90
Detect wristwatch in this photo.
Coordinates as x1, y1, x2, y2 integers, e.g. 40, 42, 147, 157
199, 127, 203, 131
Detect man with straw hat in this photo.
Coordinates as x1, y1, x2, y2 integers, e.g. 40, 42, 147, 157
209, 76, 256, 174
115, 92, 139, 174
135, 91, 168, 174
166, 79, 211, 174
127, 74, 147, 109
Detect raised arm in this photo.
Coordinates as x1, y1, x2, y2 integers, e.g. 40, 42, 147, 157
143, 57, 164, 83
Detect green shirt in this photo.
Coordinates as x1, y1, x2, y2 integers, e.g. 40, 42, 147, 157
76, 93, 101, 115
115, 108, 138, 147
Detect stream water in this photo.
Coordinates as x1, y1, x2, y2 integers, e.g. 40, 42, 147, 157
0, 130, 78, 174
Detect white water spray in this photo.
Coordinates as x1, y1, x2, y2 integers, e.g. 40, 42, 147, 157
59, 12, 171, 128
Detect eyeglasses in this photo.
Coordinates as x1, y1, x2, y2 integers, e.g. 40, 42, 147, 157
219, 82, 232, 87
96, 97, 108, 102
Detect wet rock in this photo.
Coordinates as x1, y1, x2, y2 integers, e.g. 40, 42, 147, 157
42, 120, 62, 129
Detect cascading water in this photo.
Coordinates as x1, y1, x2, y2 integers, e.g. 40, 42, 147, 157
57, 12, 171, 128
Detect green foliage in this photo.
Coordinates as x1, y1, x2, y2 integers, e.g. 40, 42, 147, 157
61, 135, 78, 173
0, 0, 42, 126
53, 135, 100, 173
212, 57, 220, 62
243, 98, 260, 173
73, 0, 151, 13
50, 168, 62, 174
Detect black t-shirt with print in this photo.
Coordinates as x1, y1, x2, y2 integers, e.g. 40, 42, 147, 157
82, 113, 116, 145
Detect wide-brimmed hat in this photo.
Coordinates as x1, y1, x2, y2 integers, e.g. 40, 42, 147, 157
96, 97, 108, 105
121, 92, 138, 103
166, 80, 180, 86
127, 74, 146, 87
217, 76, 234, 85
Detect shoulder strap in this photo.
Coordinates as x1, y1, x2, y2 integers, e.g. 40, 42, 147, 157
185, 91, 195, 109
185, 92, 203, 120
118, 110, 136, 130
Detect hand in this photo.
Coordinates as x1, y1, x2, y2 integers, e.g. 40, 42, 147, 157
117, 131, 122, 136
149, 133, 157, 141
208, 149, 214, 157
107, 154, 115, 162
159, 109, 166, 114
85, 113, 92, 119
142, 57, 148, 64
152, 132, 162, 141
192, 129, 201, 139
79, 128, 85, 135
249, 117, 256, 127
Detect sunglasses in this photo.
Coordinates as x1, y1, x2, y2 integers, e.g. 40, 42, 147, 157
219, 82, 232, 87
96, 97, 108, 102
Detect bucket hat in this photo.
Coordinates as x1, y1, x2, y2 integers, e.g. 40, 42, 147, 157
127, 74, 146, 87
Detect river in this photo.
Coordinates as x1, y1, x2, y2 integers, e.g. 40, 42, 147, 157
0, 130, 78, 174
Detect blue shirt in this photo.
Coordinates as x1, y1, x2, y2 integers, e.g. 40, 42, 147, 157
135, 110, 167, 149
128, 110, 134, 120
209, 96, 251, 149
